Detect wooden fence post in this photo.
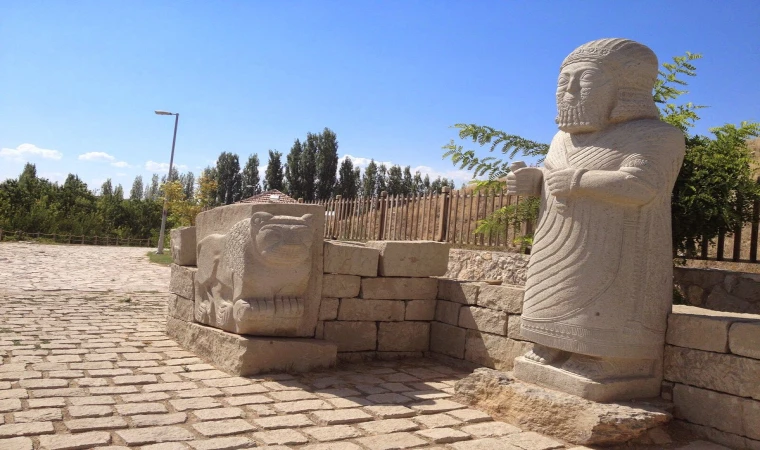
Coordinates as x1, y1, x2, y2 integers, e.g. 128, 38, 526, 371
716, 228, 725, 261
437, 187, 451, 242
378, 191, 388, 240
0, 229, 3, 241
751, 194, 760, 263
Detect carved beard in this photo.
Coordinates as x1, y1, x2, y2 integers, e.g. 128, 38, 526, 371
556, 99, 607, 134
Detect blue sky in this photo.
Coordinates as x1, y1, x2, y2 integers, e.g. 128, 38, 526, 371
1, 0, 758, 195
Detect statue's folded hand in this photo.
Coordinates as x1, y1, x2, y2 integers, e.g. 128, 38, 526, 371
506, 165, 543, 196
546, 168, 579, 198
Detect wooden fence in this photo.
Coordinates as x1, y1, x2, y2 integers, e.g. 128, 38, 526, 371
310, 188, 532, 252
0, 229, 153, 247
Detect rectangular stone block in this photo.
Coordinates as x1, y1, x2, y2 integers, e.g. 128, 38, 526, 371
366, 240, 450, 277
464, 330, 532, 371
435, 300, 462, 326
165, 318, 336, 376
729, 321, 760, 360
318, 298, 339, 321
437, 279, 479, 305
167, 295, 194, 322
323, 321, 377, 352
664, 345, 760, 401
360, 277, 437, 300
169, 264, 196, 300
673, 383, 759, 439
507, 315, 523, 340
194, 203, 325, 338
337, 298, 404, 322
378, 322, 430, 352
666, 307, 734, 353
458, 306, 508, 336
323, 241, 379, 277
170, 226, 197, 266
430, 322, 465, 359
405, 300, 436, 321
477, 284, 523, 314
322, 274, 361, 298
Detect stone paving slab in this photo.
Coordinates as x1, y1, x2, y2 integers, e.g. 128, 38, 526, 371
0, 243, 714, 449
0, 243, 168, 293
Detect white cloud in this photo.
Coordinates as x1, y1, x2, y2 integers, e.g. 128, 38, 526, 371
411, 165, 472, 186
339, 154, 393, 169
78, 151, 115, 162
110, 161, 132, 168
145, 160, 188, 173
116, 173, 128, 177
0, 143, 63, 162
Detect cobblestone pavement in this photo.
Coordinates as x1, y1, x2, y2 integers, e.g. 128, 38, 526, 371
0, 243, 169, 293
0, 243, 711, 450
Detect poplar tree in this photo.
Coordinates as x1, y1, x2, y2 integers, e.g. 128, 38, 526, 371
285, 140, 305, 199
316, 128, 339, 200
301, 134, 318, 201
264, 150, 285, 192
129, 176, 143, 200
215, 152, 242, 205
242, 154, 261, 198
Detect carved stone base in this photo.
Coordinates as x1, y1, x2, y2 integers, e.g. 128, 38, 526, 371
513, 355, 661, 402
166, 317, 337, 376
454, 367, 671, 446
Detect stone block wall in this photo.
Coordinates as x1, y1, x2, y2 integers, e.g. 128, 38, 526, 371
168, 263, 197, 324
674, 266, 760, 314
445, 248, 529, 286
316, 241, 445, 361
663, 305, 760, 449
429, 279, 533, 371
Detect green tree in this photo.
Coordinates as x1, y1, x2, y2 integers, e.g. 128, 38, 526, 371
285, 140, 305, 200
144, 174, 160, 200
129, 176, 143, 200
387, 165, 404, 195
376, 164, 388, 195
215, 152, 242, 205
316, 128, 339, 200
302, 134, 318, 201
242, 154, 261, 198
402, 166, 413, 195
264, 150, 285, 192
335, 157, 358, 199
179, 172, 195, 199
412, 171, 423, 194
362, 160, 378, 197
673, 123, 760, 256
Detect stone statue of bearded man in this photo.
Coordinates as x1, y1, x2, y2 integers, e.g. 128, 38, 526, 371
507, 38, 685, 402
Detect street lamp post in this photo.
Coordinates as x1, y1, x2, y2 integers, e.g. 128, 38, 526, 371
154, 110, 179, 254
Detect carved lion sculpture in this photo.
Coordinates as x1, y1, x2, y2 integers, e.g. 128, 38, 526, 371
195, 212, 315, 336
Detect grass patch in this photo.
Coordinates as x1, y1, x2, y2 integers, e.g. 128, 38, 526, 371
147, 251, 173, 265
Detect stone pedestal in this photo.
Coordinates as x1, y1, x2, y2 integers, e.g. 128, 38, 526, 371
167, 317, 337, 376
454, 368, 671, 446
513, 356, 661, 402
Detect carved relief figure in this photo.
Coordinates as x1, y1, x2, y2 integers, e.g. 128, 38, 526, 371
507, 39, 685, 398
195, 212, 315, 336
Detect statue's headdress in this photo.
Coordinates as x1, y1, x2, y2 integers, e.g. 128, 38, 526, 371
562, 38, 659, 123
